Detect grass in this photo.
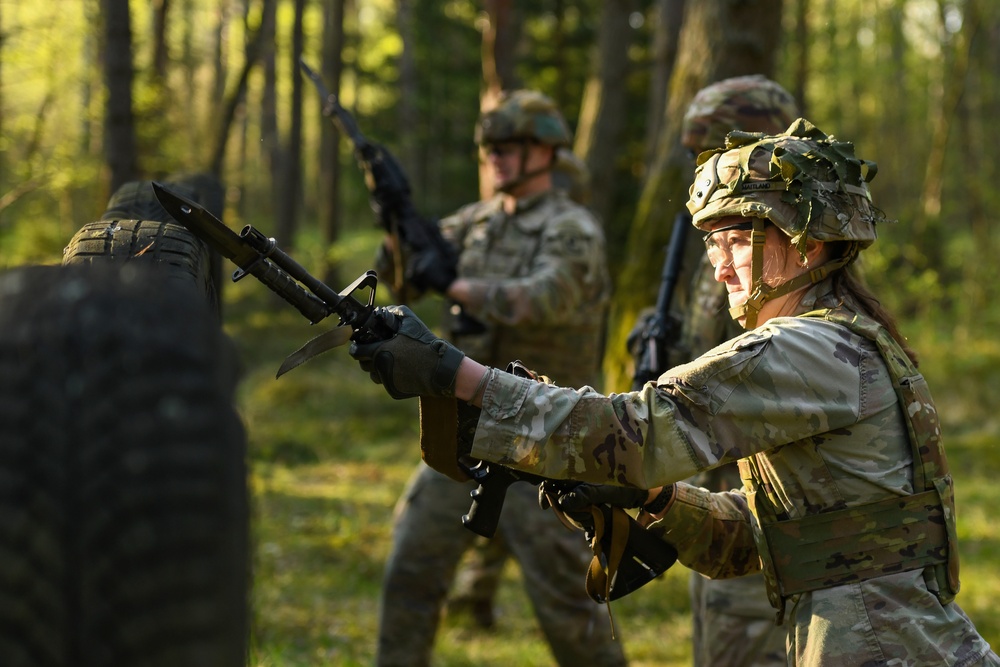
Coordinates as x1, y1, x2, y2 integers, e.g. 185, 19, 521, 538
228, 239, 1000, 666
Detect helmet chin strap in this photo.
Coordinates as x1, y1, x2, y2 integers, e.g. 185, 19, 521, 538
496, 142, 555, 194
728, 219, 859, 329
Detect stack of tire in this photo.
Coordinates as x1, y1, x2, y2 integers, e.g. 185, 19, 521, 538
0, 175, 249, 667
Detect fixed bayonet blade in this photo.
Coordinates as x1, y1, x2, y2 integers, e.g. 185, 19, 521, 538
152, 182, 260, 269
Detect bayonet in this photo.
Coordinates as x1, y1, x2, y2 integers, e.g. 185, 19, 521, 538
152, 182, 398, 376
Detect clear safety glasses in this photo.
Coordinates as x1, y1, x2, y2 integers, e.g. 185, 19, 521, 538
702, 221, 755, 268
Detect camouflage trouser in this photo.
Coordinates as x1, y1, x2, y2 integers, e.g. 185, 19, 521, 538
376, 462, 628, 667
689, 571, 787, 667
448, 532, 509, 619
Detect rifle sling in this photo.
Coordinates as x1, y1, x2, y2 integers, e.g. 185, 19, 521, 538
584, 505, 629, 639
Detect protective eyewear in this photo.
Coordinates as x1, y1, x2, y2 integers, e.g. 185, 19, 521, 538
703, 221, 755, 268
481, 142, 527, 159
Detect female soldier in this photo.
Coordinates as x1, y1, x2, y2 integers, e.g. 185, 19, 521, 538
351, 119, 999, 666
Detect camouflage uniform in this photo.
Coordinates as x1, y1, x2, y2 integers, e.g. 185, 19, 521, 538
376, 91, 624, 667
461, 122, 1000, 666
446, 142, 594, 624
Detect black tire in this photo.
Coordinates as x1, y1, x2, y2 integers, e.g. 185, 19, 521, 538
62, 177, 228, 315
62, 218, 219, 315
0, 264, 248, 667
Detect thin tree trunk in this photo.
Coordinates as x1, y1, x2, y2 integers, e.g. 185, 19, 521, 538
479, 0, 519, 199
100, 0, 139, 192
152, 0, 170, 80
211, 0, 230, 105
574, 0, 634, 265
276, 0, 306, 244
917, 0, 976, 236
260, 0, 279, 221
207, 0, 276, 179
319, 0, 346, 286
643, 0, 685, 170
791, 0, 809, 116
396, 0, 418, 178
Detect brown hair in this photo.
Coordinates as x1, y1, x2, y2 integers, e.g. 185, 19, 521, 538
830, 257, 919, 366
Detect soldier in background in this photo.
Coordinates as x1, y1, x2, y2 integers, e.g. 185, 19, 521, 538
444, 143, 593, 630
372, 90, 625, 667
629, 75, 799, 667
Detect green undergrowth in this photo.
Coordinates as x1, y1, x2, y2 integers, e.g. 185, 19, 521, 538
227, 251, 1000, 666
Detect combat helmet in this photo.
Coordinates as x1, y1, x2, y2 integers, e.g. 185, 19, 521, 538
686, 118, 884, 328
682, 75, 799, 154
475, 89, 572, 148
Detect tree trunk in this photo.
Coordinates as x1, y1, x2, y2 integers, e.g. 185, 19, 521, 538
100, 0, 139, 193
643, 0, 685, 170
276, 0, 306, 245
957, 0, 990, 327
211, 0, 230, 105
207, 0, 276, 180
260, 0, 280, 222
917, 0, 976, 238
152, 0, 170, 80
479, 0, 519, 199
396, 0, 419, 178
319, 0, 346, 286
574, 0, 634, 267
181, 0, 197, 149
790, 0, 809, 116
602, 0, 784, 391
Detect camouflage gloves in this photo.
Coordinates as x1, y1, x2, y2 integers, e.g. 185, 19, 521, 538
350, 305, 465, 399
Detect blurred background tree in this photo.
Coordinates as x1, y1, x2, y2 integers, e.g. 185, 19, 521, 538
1, 0, 998, 378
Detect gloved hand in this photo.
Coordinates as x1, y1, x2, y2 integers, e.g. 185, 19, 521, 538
556, 483, 649, 512
349, 305, 465, 399
625, 307, 657, 359
538, 480, 596, 531
406, 246, 457, 294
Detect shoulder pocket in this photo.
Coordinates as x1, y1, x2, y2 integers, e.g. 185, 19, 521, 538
662, 332, 771, 414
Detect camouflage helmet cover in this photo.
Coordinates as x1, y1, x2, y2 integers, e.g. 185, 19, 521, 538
682, 74, 800, 153
687, 118, 884, 255
475, 89, 573, 148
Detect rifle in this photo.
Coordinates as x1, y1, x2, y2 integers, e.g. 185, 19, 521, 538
151, 183, 398, 377
631, 211, 691, 390
461, 458, 676, 602
298, 59, 462, 302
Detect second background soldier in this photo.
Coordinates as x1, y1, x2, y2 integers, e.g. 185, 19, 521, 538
373, 90, 625, 667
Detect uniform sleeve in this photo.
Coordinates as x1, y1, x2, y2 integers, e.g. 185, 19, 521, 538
470, 319, 865, 489
645, 482, 762, 579
462, 207, 608, 327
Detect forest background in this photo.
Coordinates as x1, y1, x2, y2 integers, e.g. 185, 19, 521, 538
3, 0, 1000, 665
